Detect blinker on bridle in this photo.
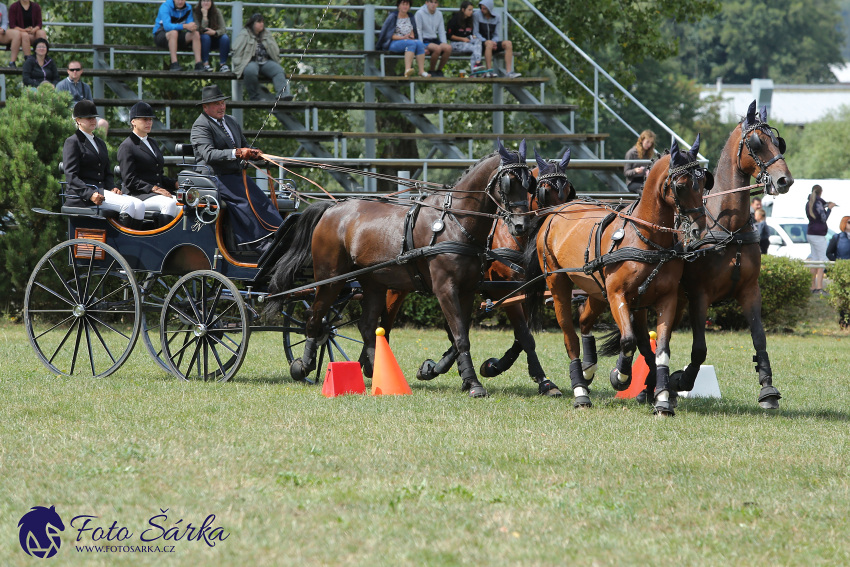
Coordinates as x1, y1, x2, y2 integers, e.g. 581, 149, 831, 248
738, 121, 786, 192
664, 160, 707, 242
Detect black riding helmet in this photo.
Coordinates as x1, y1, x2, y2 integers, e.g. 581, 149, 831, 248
73, 99, 99, 119
129, 101, 156, 120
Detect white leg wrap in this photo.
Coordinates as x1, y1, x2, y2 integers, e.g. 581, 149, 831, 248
618, 371, 629, 384
656, 390, 669, 402
583, 364, 597, 381
573, 386, 588, 398
655, 352, 670, 367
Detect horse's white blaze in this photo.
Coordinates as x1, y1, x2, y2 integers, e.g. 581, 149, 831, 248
574, 386, 589, 398
656, 352, 670, 367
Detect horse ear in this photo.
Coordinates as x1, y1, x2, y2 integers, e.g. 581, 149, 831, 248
745, 100, 757, 127
670, 138, 681, 159
689, 133, 701, 160
497, 138, 513, 163
518, 139, 527, 162
559, 148, 571, 169
50, 505, 55, 511
759, 105, 768, 122
534, 148, 547, 171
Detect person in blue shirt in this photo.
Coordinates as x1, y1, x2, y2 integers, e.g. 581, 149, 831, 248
152, 0, 203, 71
376, 0, 430, 78
473, 0, 519, 78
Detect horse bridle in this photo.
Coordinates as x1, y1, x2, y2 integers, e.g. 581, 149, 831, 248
737, 121, 786, 193
487, 161, 533, 224
664, 160, 708, 243
536, 167, 569, 206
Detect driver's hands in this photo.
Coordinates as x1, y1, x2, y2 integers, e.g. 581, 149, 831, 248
90, 192, 105, 205
236, 147, 263, 160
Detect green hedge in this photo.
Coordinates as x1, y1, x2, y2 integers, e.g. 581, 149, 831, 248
826, 260, 850, 328
710, 255, 812, 331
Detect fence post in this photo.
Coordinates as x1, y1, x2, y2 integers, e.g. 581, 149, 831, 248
503, 0, 508, 42
230, 2, 244, 127
231, 1, 243, 40
92, 0, 105, 116
363, 4, 377, 191
492, 83, 504, 150
593, 67, 599, 155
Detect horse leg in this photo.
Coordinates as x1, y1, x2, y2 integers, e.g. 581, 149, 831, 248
417, 324, 459, 381
435, 287, 486, 398
382, 289, 409, 343
290, 282, 346, 381
356, 286, 390, 378
479, 303, 524, 378
548, 274, 586, 407
631, 309, 658, 405
651, 293, 680, 417
606, 292, 637, 397
670, 292, 709, 397
736, 283, 781, 409
578, 295, 607, 384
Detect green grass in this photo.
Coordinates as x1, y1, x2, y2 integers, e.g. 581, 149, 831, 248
1, 319, 849, 566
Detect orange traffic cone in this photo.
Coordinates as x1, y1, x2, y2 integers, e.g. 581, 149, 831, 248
616, 331, 656, 399
371, 328, 412, 396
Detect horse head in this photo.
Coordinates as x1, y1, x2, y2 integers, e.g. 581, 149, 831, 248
533, 148, 574, 209
654, 135, 710, 243
738, 100, 794, 195
495, 139, 533, 236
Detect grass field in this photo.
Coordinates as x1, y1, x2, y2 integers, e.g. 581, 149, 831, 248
2, 298, 849, 566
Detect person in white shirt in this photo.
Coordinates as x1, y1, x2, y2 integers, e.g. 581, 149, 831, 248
415, 0, 451, 76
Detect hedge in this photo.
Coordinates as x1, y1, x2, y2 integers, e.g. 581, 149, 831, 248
826, 260, 850, 328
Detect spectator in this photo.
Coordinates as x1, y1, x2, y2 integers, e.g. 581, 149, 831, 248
193, 0, 230, 72
474, 0, 518, 78
8, 0, 45, 58
0, 3, 23, 67
754, 209, 769, 254
153, 0, 202, 72
21, 37, 57, 87
826, 216, 850, 261
751, 196, 762, 216
63, 100, 145, 229
55, 61, 110, 135
117, 102, 180, 228
416, 0, 451, 77
623, 129, 655, 195
447, 1, 482, 74
376, 0, 430, 78
232, 13, 292, 101
806, 184, 836, 295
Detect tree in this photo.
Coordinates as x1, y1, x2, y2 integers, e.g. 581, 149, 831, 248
0, 85, 74, 312
782, 105, 850, 178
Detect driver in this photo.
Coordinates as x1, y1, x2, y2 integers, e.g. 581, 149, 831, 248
189, 85, 282, 253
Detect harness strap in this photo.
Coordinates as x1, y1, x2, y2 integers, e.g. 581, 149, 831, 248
401, 202, 429, 293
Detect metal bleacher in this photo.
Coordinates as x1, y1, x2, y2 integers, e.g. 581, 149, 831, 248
0, 0, 704, 192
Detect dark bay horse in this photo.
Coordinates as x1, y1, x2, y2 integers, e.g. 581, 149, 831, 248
381, 149, 575, 397
671, 101, 793, 409
266, 141, 535, 398
524, 137, 710, 416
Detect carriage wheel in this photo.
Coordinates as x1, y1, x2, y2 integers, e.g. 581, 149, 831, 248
160, 270, 249, 382
281, 291, 362, 384
138, 274, 179, 374
24, 239, 141, 378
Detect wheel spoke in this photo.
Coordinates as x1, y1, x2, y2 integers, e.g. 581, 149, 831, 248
182, 338, 203, 378
334, 318, 360, 330
174, 332, 192, 368
206, 300, 238, 329
171, 334, 199, 360
334, 333, 364, 344
315, 343, 326, 380
205, 284, 224, 326
47, 258, 79, 302
165, 302, 196, 325
330, 338, 351, 361
221, 331, 243, 348
33, 281, 75, 306
87, 281, 132, 309
87, 314, 131, 341
87, 318, 117, 364
180, 283, 204, 324
69, 255, 83, 301
48, 318, 79, 364
208, 340, 227, 377
84, 259, 117, 303
203, 336, 209, 380
83, 319, 97, 376
164, 328, 197, 334
208, 333, 239, 356
34, 315, 75, 340
86, 309, 137, 314
200, 276, 207, 324
81, 250, 96, 304
287, 337, 307, 349
69, 320, 84, 375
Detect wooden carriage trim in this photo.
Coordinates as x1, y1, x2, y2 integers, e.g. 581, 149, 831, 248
107, 209, 185, 235
215, 212, 259, 269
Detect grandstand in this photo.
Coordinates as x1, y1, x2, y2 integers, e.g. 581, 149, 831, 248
0, 0, 701, 192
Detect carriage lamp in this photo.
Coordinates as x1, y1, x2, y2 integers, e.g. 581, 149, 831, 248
177, 187, 202, 208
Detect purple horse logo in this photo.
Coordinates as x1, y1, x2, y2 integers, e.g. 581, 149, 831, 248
18, 505, 65, 558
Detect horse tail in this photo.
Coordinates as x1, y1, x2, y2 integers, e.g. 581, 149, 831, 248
263, 200, 335, 318
597, 329, 622, 357
523, 215, 548, 333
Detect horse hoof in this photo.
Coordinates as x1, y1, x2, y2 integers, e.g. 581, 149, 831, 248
609, 368, 632, 392
538, 379, 562, 397
479, 358, 501, 378
462, 380, 488, 398
758, 385, 781, 409
635, 391, 649, 405
653, 400, 675, 417
582, 362, 597, 385
290, 359, 308, 382
573, 396, 592, 409
416, 359, 437, 381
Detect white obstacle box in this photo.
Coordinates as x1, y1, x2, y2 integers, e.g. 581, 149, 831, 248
677, 365, 722, 399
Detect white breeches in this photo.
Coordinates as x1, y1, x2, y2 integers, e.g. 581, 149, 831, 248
142, 195, 179, 217
98, 191, 145, 219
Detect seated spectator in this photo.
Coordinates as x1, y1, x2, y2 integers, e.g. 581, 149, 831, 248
415, 0, 451, 77
9, 0, 45, 58
55, 62, 110, 135
63, 100, 145, 229
21, 37, 57, 87
623, 129, 655, 195
194, 0, 230, 72
474, 0, 518, 78
117, 102, 180, 228
153, 0, 202, 72
377, 0, 429, 78
232, 13, 292, 101
754, 209, 769, 254
447, 1, 482, 74
0, 3, 23, 67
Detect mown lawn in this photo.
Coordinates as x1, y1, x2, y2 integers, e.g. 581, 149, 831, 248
1, 312, 849, 566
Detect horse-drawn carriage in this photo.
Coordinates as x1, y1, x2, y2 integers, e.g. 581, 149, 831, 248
25, 143, 361, 382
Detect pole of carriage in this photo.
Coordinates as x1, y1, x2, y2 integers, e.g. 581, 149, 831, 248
231, 1, 244, 128
92, 0, 105, 117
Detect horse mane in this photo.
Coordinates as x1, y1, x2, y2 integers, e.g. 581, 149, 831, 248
453, 151, 498, 186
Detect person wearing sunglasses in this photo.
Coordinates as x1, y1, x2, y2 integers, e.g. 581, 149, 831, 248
56, 61, 109, 134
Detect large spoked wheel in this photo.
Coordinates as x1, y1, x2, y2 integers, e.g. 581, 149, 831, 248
160, 270, 249, 382
24, 239, 141, 378
281, 290, 362, 384
138, 273, 180, 374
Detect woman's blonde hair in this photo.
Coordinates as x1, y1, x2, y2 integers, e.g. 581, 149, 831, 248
807, 184, 822, 218
634, 130, 656, 159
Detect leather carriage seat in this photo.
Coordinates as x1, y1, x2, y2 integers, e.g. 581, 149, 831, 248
57, 161, 120, 218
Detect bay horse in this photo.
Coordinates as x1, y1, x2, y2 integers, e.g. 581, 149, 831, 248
524, 137, 710, 416
671, 101, 793, 408
381, 149, 575, 397
266, 140, 535, 398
